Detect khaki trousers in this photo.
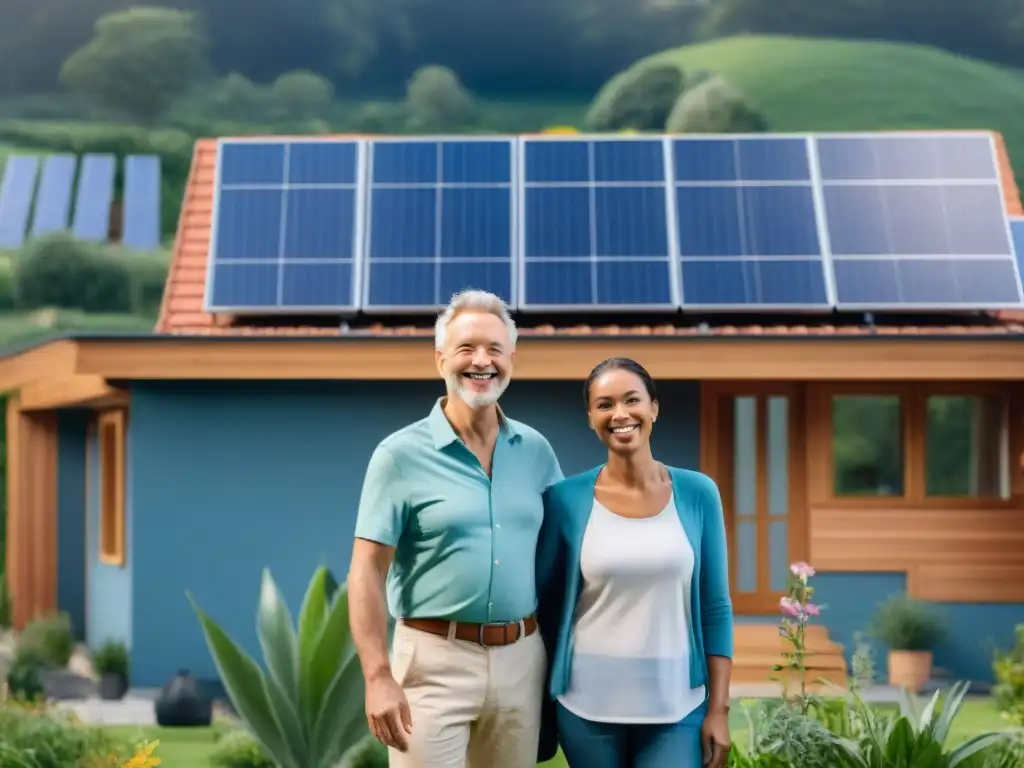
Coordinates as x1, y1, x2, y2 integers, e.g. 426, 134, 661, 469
388, 621, 547, 768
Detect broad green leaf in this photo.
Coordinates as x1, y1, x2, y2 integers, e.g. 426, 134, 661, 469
949, 732, 1011, 767
918, 689, 941, 735
265, 665, 309, 766
257, 569, 300, 701
934, 681, 970, 746
308, 583, 355, 716
187, 593, 297, 768
310, 655, 370, 767
297, 566, 332, 731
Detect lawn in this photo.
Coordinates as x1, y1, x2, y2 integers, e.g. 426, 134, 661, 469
611, 34, 1024, 176
0, 310, 156, 351
100, 697, 1009, 767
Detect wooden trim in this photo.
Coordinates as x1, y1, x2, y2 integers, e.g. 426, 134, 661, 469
810, 382, 1017, 508
20, 375, 129, 411
97, 409, 126, 567
4, 397, 59, 629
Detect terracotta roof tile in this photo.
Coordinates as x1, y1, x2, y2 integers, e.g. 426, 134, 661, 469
156, 131, 1024, 339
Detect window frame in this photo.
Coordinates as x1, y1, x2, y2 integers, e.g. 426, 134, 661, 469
97, 408, 127, 566
818, 382, 1017, 509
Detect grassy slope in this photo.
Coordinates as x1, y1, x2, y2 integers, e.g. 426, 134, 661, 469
625, 34, 1024, 167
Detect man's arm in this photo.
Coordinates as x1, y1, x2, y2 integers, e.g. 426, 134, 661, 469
348, 538, 396, 682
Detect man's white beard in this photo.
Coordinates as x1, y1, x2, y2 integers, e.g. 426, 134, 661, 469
447, 372, 510, 410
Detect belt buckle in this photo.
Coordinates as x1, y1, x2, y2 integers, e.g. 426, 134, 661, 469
478, 621, 512, 647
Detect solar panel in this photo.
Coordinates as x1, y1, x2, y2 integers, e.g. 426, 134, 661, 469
0, 156, 40, 248
817, 133, 1023, 309
362, 137, 515, 311
72, 154, 115, 241
1011, 217, 1024, 276
519, 136, 677, 311
206, 139, 364, 313
30, 155, 76, 236
122, 155, 162, 250
671, 136, 830, 309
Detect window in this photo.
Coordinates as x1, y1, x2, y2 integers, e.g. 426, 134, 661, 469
98, 409, 126, 565
925, 395, 1007, 498
832, 395, 904, 497
829, 387, 1010, 502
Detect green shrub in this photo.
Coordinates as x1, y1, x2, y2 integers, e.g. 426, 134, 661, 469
211, 728, 274, 768
13, 235, 168, 316
993, 623, 1024, 726
341, 735, 388, 768
585, 63, 685, 132
0, 263, 16, 312
18, 612, 74, 668
406, 65, 474, 130
6, 645, 47, 701
0, 572, 11, 629
0, 702, 140, 767
665, 74, 768, 134
91, 640, 129, 679
869, 593, 946, 651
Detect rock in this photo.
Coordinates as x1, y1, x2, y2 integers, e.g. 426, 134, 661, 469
41, 668, 98, 701
68, 644, 98, 681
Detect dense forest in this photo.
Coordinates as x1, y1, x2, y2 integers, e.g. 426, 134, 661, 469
0, 0, 1021, 99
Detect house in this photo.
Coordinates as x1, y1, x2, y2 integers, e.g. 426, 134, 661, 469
3, 131, 1024, 691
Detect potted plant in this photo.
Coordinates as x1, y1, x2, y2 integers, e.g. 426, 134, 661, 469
92, 639, 130, 700
869, 593, 945, 692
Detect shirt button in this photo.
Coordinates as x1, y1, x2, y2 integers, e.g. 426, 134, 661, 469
495, 560, 500, 566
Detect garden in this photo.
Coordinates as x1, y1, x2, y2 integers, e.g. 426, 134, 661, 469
1, 563, 1022, 767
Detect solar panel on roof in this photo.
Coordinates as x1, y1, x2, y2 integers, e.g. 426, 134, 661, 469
206, 139, 364, 313
671, 136, 830, 309
362, 137, 516, 311
31, 155, 76, 236
817, 133, 1024, 309
0, 156, 40, 248
519, 136, 677, 311
72, 154, 115, 241
122, 155, 162, 250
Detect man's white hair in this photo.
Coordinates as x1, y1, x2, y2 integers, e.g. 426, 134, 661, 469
434, 289, 518, 351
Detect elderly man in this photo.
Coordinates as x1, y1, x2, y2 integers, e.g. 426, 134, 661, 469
348, 289, 563, 768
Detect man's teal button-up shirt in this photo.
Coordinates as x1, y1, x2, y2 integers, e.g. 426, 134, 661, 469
354, 398, 563, 623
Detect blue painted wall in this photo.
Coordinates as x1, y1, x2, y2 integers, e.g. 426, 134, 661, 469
84, 419, 133, 651
738, 572, 1022, 683
125, 380, 701, 687
56, 411, 88, 640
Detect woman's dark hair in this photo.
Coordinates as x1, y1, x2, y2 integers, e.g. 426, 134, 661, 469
583, 357, 658, 406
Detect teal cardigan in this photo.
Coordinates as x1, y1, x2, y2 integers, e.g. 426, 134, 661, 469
535, 465, 734, 761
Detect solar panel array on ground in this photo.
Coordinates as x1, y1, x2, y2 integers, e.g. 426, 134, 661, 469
202, 132, 1023, 315
0, 153, 162, 250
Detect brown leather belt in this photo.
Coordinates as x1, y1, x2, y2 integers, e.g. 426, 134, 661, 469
401, 615, 538, 647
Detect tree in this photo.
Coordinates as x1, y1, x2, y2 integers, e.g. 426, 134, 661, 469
271, 70, 335, 119
665, 74, 768, 134
405, 65, 473, 130
585, 63, 686, 132
59, 6, 210, 123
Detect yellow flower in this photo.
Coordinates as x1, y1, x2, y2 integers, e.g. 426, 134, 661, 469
541, 126, 579, 134
122, 740, 161, 768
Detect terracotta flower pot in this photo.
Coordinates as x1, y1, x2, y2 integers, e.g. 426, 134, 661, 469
888, 650, 933, 692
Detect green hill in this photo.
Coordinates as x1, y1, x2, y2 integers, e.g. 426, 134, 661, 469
614, 34, 1024, 174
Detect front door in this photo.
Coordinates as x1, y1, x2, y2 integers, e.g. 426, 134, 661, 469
702, 384, 808, 614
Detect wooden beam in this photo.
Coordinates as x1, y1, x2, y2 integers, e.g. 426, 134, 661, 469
68, 336, 1024, 382
4, 397, 58, 628
0, 340, 78, 392
20, 374, 129, 411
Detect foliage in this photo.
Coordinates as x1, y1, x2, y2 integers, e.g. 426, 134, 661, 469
869, 594, 946, 652
0, 572, 11, 629
584, 63, 685, 132
665, 74, 767, 133
91, 640, 129, 679
6, 646, 47, 701
339, 735, 388, 768
772, 561, 821, 712
60, 7, 210, 123
189, 566, 366, 768
993, 624, 1024, 727
0, 696, 144, 767
13, 234, 168, 316
211, 727, 275, 767
272, 71, 335, 120
18, 612, 74, 668
406, 65, 474, 130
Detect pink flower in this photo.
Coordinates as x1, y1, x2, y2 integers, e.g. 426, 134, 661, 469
804, 603, 821, 616
780, 597, 802, 617
790, 562, 816, 580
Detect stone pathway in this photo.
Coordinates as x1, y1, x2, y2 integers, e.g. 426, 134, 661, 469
57, 684, 908, 727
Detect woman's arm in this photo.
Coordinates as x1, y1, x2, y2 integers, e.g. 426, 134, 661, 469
535, 488, 566, 764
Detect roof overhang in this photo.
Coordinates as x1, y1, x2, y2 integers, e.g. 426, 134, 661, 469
3, 333, 1024, 410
